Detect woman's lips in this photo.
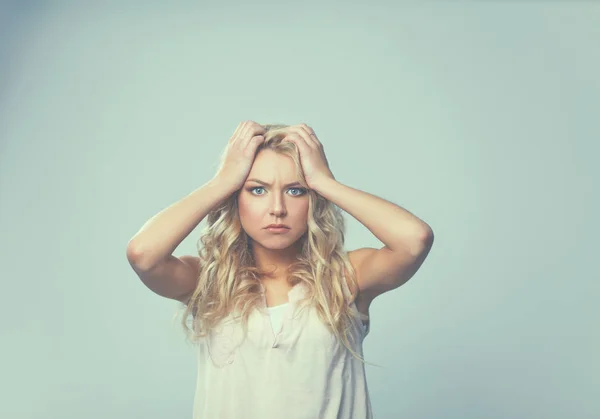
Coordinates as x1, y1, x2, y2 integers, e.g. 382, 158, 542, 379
266, 226, 290, 233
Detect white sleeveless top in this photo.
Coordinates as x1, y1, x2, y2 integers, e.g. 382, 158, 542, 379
192, 277, 372, 418
267, 301, 290, 334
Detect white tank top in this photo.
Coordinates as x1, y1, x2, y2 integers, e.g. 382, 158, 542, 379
267, 302, 290, 334
192, 277, 372, 418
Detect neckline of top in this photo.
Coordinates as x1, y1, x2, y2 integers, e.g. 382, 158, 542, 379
267, 302, 290, 309
258, 281, 307, 308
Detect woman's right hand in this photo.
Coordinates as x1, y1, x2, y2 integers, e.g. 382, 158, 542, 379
214, 120, 267, 191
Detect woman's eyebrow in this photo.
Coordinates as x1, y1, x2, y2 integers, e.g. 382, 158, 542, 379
246, 179, 302, 187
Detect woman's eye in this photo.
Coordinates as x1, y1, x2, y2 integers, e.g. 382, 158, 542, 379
289, 187, 306, 196
248, 187, 306, 196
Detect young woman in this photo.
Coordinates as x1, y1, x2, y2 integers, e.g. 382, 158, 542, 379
126, 121, 434, 418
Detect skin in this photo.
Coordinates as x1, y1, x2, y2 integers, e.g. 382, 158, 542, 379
237, 149, 309, 283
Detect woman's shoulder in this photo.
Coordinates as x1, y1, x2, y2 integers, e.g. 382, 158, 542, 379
344, 249, 363, 293
344, 249, 374, 312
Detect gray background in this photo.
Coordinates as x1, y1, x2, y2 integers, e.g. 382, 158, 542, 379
1, 1, 598, 418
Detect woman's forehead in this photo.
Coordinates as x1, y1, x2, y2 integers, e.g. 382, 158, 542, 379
250, 151, 296, 177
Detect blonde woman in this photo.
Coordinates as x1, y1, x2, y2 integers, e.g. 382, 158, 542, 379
126, 121, 434, 418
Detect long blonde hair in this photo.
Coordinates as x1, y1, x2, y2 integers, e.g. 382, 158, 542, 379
176, 123, 377, 366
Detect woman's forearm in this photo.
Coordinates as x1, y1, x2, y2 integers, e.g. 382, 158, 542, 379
311, 177, 432, 255
126, 176, 237, 271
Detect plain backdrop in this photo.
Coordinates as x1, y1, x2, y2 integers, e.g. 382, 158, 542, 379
1, 1, 598, 418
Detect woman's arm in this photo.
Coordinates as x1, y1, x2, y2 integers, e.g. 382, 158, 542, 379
313, 177, 433, 298
126, 176, 237, 271
312, 177, 432, 255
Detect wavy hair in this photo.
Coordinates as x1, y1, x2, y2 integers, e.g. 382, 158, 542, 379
176, 123, 377, 366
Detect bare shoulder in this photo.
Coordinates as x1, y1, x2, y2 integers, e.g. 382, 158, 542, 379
344, 247, 375, 292
128, 253, 201, 305
346, 240, 432, 307
176, 255, 201, 303
179, 255, 200, 270
344, 248, 376, 313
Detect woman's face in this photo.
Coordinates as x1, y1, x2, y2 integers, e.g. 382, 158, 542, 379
237, 149, 309, 250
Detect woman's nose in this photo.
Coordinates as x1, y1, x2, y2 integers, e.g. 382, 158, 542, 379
270, 197, 286, 216
270, 206, 286, 216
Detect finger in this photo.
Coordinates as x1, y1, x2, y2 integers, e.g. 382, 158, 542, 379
233, 120, 251, 145
300, 124, 321, 148
283, 132, 310, 152
230, 121, 245, 142
287, 125, 319, 149
239, 121, 263, 147
252, 121, 267, 135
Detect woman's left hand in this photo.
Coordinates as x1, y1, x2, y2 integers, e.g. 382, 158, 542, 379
282, 124, 335, 190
